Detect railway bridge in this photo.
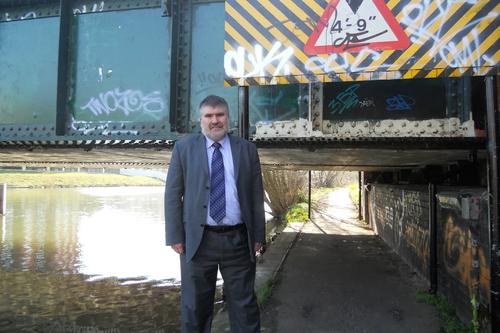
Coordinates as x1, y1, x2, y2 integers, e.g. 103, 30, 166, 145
0, 0, 499, 331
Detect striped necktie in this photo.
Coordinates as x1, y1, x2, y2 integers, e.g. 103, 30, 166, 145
210, 142, 225, 223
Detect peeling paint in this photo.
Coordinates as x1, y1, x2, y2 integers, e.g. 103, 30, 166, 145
255, 117, 476, 138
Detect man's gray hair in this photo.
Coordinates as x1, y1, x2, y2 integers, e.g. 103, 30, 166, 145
199, 95, 229, 116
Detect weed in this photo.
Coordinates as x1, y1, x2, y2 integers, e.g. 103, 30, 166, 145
416, 289, 475, 333
283, 203, 309, 224
256, 274, 280, 308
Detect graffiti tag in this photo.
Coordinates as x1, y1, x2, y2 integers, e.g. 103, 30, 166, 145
224, 42, 294, 78
80, 89, 164, 117
386, 95, 416, 111
328, 84, 360, 115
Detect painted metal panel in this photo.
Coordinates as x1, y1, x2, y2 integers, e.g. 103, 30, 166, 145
68, 8, 171, 138
189, 1, 307, 135
0, 17, 59, 139
224, 0, 500, 85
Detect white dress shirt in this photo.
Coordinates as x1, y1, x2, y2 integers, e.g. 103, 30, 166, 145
205, 135, 242, 226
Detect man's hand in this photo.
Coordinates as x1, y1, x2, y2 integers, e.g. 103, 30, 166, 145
254, 243, 264, 252
171, 243, 185, 254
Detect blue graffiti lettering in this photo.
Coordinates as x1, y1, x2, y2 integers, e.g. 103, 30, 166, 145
386, 95, 416, 110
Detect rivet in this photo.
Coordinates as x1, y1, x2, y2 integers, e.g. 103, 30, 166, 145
388, 122, 393, 127
427, 121, 432, 127
363, 122, 368, 127
339, 122, 344, 127
375, 121, 381, 127
414, 122, 419, 127
401, 122, 406, 127
351, 122, 356, 127
327, 122, 332, 128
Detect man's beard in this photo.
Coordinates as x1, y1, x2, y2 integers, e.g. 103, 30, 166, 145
201, 125, 227, 141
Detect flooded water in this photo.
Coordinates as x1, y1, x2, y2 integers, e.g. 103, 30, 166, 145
0, 186, 282, 332
0, 187, 181, 332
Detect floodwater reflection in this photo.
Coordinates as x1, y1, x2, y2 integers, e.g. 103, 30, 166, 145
0, 186, 282, 332
0, 187, 183, 332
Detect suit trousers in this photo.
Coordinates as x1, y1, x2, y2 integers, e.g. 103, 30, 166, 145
180, 226, 260, 333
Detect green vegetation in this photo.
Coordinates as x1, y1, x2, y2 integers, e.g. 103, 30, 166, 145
416, 289, 476, 333
282, 187, 337, 225
284, 203, 309, 224
348, 183, 359, 205
256, 273, 280, 308
0, 171, 164, 188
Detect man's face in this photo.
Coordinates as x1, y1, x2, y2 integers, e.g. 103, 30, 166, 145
200, 105, 230, 141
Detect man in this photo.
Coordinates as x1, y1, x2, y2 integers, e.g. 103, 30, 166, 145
164, 95, 266, 333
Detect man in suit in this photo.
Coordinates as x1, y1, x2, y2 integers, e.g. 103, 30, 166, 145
165, 95, 266, 333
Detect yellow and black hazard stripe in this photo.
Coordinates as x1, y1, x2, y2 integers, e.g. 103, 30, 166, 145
224, 0, 500, 85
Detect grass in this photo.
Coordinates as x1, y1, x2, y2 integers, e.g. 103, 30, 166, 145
416, 289, 476, 333
256, 274, 280, 308
0, 171, 165, 188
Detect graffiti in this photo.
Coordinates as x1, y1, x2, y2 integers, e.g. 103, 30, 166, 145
194, 71, 224, 95
304, 49, 391, 74
400, 0, 498, 74
80, 89, 164, 117
224, 42, 294, 78
358, 98, 375, 108
386, 95, 416, 111
443, 212, 490, 305
327, 84, 360, 115
2, 11, 37, 21
73, 1, 105, 14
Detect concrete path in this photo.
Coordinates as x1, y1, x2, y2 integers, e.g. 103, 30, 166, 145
213, 188, 441, 333
260, 188, 441, 333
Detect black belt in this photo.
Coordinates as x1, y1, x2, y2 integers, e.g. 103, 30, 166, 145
204, 223, 245, 233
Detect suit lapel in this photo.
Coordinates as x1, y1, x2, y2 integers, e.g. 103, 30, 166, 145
196, 134, 209, 176
230, 135, 241, 181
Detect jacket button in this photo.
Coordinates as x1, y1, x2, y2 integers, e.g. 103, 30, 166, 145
206, 186, 209, 190
203, 205, 207, 209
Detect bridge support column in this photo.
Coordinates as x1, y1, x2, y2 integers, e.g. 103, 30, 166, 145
1, 184, 6, 216
238, 86, 249, 140
486, 75, 500, 332
428, 183, 438, 294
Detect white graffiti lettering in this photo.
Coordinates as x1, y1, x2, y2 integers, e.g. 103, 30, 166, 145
305, 49, 390, 73
80, 89, 164, 117
400, 0, 498, 73
224, 42, 294, 78
73, 1, 105, 14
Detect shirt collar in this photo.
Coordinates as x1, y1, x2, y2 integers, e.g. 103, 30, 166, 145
205, 134, 229, 150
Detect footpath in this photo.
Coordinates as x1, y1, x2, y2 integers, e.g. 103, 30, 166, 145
212, 188, 441, 333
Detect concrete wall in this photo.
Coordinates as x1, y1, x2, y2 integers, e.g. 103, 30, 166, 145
368, 184, 491, 329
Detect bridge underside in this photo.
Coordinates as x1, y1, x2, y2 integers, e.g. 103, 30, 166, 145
0, 137, 485, 171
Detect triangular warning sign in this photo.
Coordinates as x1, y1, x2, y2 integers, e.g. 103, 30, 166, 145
304, 0, 410, 55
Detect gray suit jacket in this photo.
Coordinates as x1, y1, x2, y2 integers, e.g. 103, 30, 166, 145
164, 134, 266, 262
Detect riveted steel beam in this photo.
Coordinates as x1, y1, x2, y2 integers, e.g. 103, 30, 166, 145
72, 0, 161, 15
0, 1, 59, 21
169, 0, 192, 133
55, 0, 71, 135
